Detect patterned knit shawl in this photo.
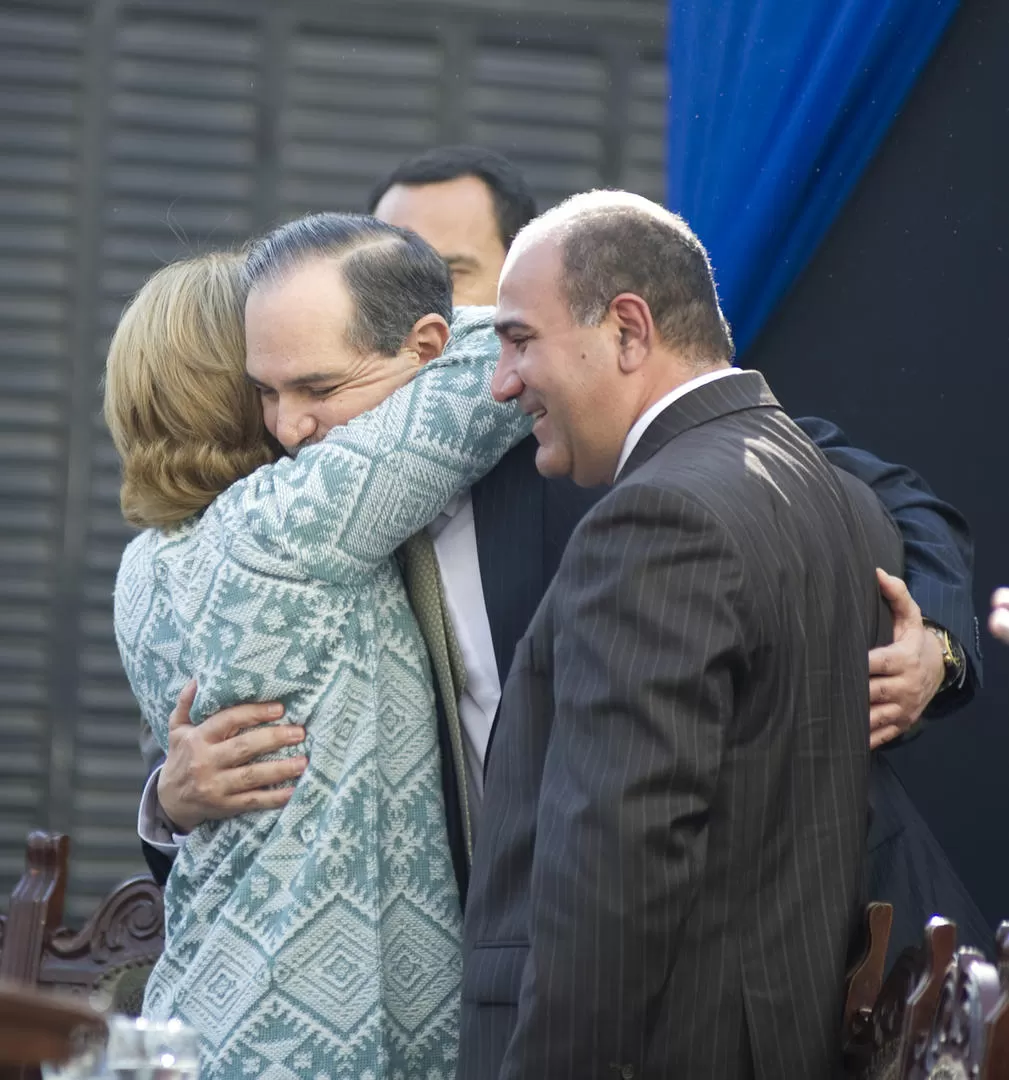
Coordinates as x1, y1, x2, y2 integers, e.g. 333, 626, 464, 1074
113, 309, 528, 1080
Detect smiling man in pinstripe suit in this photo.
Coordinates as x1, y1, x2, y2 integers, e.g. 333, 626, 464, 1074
458, 191, 896, 1079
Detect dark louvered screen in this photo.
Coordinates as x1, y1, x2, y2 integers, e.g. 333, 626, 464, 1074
0, 1, 87, 898
279, 27, 444, 220
623, 56, 667, 203
469, 44, 609, 205
64, 7, 264, 919
0, 0, 666, 921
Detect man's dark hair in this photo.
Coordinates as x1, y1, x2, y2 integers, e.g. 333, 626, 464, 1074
553, 194, 735, 364
367, 145, 538, 251
242, 212, 453, 356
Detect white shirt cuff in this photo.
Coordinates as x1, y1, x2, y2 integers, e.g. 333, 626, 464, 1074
137, 766, 189, 855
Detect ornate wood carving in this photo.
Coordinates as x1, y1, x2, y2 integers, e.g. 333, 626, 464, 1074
897, 917, 958, 1080
40, 877, 164, 995
847, 943, 925, 1080
0, 833, 164, 1008
907, 948, 1002, 1080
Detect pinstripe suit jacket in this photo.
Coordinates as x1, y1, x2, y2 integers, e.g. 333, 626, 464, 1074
459, 371, 893, 1080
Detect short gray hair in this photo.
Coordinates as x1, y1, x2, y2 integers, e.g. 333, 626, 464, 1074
523, 191, 734, 364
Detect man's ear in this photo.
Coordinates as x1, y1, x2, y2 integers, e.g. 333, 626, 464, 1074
404, 314, 451, 366
610, 293, 654, 374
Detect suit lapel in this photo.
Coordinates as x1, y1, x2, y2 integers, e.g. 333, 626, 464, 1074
472, 435, 546, 687
621, 370, 780, 479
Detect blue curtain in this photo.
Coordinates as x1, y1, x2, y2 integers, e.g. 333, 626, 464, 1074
667, 0, 959, 356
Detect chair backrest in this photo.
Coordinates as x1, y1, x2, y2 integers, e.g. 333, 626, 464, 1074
896, 916, 959, 1078
0, 833, 164, 1016
40, 875, 165, 1011
847, 915, 1009, 1080
844, 902, 895, 1074
0, 834, 69, 985
846, 903, 895, 1025
905, 946, 1003, 1079
847, 945, 924, 1077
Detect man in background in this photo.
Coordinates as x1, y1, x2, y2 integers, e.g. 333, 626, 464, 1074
369, 144, 535, 306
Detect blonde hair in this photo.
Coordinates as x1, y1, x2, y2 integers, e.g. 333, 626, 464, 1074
103, 251, 277, 529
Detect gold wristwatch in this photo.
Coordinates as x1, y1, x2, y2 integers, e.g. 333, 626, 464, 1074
923, 620, 966, 693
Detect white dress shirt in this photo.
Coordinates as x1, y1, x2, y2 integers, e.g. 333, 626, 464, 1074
615, 366, 742, 480
426, 491, 500, 829
139, 489, 500, 850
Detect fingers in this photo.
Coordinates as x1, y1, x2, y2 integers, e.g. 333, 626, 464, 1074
201, 701, 287, 743
222, 785, 300, 815
990, 588, 1009, 644
868, 644, 900, 677
869, 675, 902, 705
870, 725, 902, 750
870, 702, 905, 729
875, 568, 919, 622
168, 679, 198, 730
221, 757, 308, 796
991, 607, 1009, 644
217, 725, 306, 770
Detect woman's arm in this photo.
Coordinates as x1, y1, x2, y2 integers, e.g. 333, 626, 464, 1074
208, 307, 530, 584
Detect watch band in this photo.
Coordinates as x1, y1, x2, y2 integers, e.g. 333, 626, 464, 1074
923, 620, 965, 693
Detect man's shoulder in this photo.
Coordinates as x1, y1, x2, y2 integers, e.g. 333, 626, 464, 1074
617, 406, 777, 500
600, 403, 854, 544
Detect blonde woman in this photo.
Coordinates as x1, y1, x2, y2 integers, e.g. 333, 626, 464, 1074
106, 220, 528, 1080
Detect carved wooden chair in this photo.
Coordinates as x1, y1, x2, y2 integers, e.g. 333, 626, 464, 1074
845, 916, 1009, 1080
0, 832, 164, 1017
903, 943, 1001, 1079
844, 916, 955, 1079
844, 902, 896, 1074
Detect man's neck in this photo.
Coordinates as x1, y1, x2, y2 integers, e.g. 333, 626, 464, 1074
631, 360, 732, 432
614, 362, 736, 482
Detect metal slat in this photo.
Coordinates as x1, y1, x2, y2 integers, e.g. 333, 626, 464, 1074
467, 44, 608, 207
621, 57, 667, 203
279, 29, 442, 219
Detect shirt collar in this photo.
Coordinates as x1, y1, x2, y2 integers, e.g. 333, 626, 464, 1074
614, 367, 741, 480
427, 490, 469, 540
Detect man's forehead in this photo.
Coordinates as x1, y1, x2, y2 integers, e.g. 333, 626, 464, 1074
246, 256, 348, 305
499, 233, 562, 306
376, 176, 498, 243
244, 262, 358, 382
245, 261, 356, 342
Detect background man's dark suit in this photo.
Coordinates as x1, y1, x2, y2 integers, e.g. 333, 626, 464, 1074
458, 372, 921, 1079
